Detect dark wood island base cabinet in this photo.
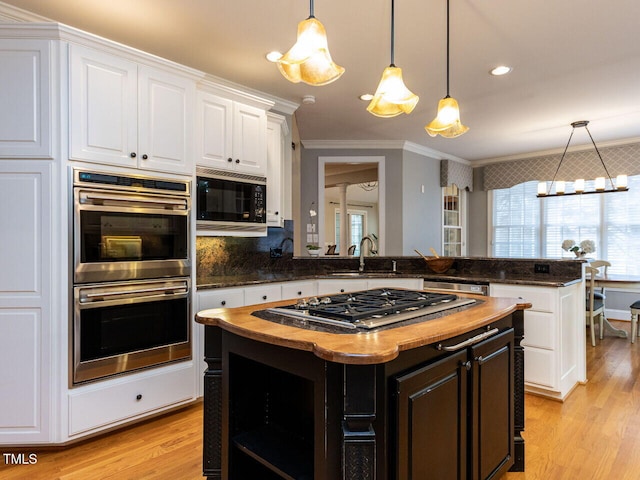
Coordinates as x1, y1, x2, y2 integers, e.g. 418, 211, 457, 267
199, 306, 525, 480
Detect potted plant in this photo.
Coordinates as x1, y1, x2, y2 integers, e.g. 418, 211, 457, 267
562, 239, 595, 259
306, 244, 321, 256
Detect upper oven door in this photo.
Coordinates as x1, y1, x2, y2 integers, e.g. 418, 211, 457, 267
74, 187, 190, 283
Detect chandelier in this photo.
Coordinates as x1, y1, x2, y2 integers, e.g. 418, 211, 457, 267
537, 121, 628, 197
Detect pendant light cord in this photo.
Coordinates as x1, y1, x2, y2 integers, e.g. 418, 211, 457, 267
309, 0, 315, 18
446, 0, 450, 97
390, 0, 395, 66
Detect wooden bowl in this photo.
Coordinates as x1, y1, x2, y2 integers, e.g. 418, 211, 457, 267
423, 256, 454, 274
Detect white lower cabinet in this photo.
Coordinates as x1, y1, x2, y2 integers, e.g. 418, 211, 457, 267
317, 279, 369, 296
0, 162, 55, 444
367, 277, 423, 290
68, 362, 196, 437
490, 282, 585, 400
198, 287, 245, 310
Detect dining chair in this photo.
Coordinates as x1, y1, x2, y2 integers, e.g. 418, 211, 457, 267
630, 300, 640, 343
585, 260, 611, 346
325, 244, 336, 255
347, 245, 356, 255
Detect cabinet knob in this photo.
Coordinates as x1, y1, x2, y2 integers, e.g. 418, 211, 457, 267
275, 211, 279, 215
235, 159, 240, 164
298, 291, 302, 295
221, 300, 226, 306
136, 394, 142, 401
142, 154, 148, 160
130, 152, 137, 158
262, 295, 267, 300
340, 289, 345, 293
460, 361, 472, 371
227, 157, 233, 163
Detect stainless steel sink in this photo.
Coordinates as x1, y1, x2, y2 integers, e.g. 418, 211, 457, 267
329, 271, 400, 277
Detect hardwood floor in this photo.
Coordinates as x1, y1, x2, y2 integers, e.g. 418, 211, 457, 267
3, 321, 640, 479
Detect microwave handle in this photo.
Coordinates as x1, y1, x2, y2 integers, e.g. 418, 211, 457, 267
79, 191, 188, 210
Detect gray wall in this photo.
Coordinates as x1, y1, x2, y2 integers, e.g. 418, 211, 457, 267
401, 150, 441, 255
468, 166, 489, 256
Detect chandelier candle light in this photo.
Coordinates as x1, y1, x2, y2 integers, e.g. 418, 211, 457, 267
367, 0, 419, 117
274, 0, 345, 86
537, 121, 628, 197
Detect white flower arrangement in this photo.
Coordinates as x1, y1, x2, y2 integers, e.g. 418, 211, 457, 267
562, 239, 595, 257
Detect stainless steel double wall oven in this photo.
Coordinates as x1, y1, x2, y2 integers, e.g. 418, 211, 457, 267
72, 169, 192, 384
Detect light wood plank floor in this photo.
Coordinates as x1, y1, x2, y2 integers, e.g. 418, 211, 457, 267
3, 321, 640, 480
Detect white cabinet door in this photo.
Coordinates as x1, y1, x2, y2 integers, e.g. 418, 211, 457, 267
232, 102, 267, 175
0, 39, 52, 158
0, 162, 53, 443
196, 91, 233, 169
70, 45, 194, 175
69, 44, 138, 168
137, 66, 194, 175
266, 113, 285, 227
367, 278, 423, 290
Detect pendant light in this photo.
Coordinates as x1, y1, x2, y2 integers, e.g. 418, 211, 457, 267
275, 0, 345, 86
367, 0, 419, 118
536, 121, 629, 197
425, 0, 469, 138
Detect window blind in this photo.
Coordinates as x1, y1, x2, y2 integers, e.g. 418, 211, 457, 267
491, 176, 640, 274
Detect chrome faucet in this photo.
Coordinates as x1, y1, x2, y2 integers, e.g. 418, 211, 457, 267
359, 235, 378, 272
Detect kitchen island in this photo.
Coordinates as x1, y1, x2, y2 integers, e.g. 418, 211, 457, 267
196, 291, 528, 480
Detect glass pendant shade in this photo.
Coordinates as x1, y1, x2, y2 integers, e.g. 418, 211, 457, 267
276, 17, 345, 86
367, 66, 419, 118
425, 96, 469, 138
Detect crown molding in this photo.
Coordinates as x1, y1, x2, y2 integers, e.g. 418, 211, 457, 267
301, 139, 470, 164
473, 136, 640, 167
0, 1, 50, 22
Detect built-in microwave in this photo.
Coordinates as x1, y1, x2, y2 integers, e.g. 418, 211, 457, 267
195, 166, 267, 236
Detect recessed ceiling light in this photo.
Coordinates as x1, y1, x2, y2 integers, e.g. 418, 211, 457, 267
359, 94, 374, 101
490, 65, 512, 76
266, 51, 283, 62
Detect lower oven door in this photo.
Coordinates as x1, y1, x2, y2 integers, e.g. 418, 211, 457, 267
73, 278, 191, 385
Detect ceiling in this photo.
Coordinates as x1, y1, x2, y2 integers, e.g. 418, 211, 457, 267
4, 0, 640, 163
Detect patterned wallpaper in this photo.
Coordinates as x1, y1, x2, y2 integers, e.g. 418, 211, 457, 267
483, 142, 640, 190
440, 159, 473, 191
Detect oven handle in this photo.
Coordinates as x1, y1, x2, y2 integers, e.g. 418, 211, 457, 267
79, 191, 188, 210
84, 285, 187, 299
436, 328, 499, 352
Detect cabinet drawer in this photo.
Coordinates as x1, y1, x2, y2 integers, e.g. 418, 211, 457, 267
281, 281, 317, 300
491, 284, 556, 312
522, 311, 556, 349
244, 284, 282, 306
198, 288, 244, 310
523, 347, 556, 389
69, 363, 195, 436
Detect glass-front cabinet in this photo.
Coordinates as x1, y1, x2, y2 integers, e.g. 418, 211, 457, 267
443, 184, 465, 256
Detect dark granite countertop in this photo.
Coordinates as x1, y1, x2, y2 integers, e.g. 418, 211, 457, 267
196, 263, 583, 290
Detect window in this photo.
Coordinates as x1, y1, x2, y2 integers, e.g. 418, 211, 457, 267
491, 176, 640, 274
443, 185, 465, 256
335, 210, 367, 255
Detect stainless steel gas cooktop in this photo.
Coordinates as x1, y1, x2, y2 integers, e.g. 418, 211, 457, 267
256, 288, 478, 333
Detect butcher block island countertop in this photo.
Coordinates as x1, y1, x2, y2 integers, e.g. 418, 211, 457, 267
196, 292, 529, 480
195, 293, 530, 364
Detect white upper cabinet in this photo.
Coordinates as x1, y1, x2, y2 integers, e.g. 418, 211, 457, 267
196, 90, 267, 176
266, 113, 287, 227
69, 44, 195, 175
0, 39, 52, 158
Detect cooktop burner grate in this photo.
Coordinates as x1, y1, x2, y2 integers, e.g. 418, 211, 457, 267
259, 288, 478, 332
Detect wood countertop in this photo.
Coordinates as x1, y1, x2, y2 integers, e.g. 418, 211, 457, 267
195, 293, 531, 365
